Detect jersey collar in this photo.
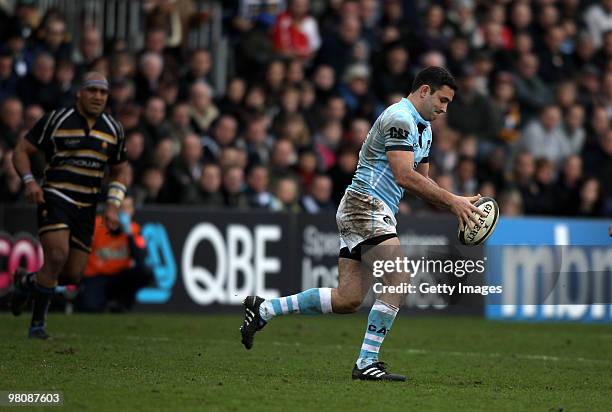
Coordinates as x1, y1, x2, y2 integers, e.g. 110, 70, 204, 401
402, 98, 429, 126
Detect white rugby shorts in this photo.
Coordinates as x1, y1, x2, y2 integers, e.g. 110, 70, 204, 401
336, 189, 397, 252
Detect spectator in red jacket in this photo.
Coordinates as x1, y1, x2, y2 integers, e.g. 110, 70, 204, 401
272, 0, 321, 60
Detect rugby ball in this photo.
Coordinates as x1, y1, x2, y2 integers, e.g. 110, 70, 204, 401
457, 197, 499, 245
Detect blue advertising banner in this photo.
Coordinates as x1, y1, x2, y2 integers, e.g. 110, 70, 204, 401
485, 218, 612, 322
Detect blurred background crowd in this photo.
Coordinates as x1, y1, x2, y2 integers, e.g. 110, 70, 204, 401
0, 0, 610, 217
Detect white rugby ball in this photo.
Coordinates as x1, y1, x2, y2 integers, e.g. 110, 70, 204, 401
457, 197, 499, 245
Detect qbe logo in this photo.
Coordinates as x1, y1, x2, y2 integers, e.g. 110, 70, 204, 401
182, 223, 282, 305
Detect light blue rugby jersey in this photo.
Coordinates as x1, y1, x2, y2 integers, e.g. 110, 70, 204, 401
347, 97, 432, 214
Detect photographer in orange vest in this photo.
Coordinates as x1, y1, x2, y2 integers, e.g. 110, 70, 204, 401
78, 196, 153, 312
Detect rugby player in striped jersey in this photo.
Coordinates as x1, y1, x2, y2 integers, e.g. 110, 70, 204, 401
11, 72, 129, 339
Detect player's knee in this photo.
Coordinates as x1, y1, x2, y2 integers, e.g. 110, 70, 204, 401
345, 296, 362, 312
335, 295, 362, 313
45, 247, 69, 271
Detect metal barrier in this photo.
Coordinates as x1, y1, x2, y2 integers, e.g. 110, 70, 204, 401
11, 0, 227, 91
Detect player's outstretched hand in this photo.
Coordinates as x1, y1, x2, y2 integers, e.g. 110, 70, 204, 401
450, 194, 486, 231
24, 181, 44, 204
103, 203, 120, 232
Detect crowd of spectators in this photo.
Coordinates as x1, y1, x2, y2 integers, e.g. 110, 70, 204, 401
0, 0, 610, 217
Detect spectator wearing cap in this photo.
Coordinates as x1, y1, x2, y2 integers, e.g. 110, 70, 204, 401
339, 63, 378, 120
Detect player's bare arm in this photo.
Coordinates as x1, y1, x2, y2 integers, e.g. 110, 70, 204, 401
103, 161, 130, 232
12, 136, 44, 204
388, 150, 483, 230
415, 163, 446, 209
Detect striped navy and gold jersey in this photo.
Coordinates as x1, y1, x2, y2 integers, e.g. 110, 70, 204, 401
25, 107, 127, 207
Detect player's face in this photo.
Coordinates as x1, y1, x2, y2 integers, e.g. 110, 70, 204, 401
425, 85, 454, 121
78, 86, 108, 117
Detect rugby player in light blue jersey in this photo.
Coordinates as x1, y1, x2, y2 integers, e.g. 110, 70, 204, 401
240, 66, 485, 381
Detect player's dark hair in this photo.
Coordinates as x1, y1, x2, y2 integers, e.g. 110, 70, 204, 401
410, 66, 458, 94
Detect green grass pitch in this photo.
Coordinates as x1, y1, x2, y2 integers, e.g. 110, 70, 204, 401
1, 313, 611, 411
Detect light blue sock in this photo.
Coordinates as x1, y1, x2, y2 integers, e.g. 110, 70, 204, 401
356, 299, 399, 369
259, 288, 333, 321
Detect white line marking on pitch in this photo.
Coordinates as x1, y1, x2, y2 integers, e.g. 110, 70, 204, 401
238, 340, 609, 365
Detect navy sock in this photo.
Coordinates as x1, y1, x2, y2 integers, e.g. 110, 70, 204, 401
15, 272, 36, 293
22, 272, 37, 291
30, 284, 54, 328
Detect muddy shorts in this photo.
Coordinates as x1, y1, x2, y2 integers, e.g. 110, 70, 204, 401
336, 189, 397, 255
